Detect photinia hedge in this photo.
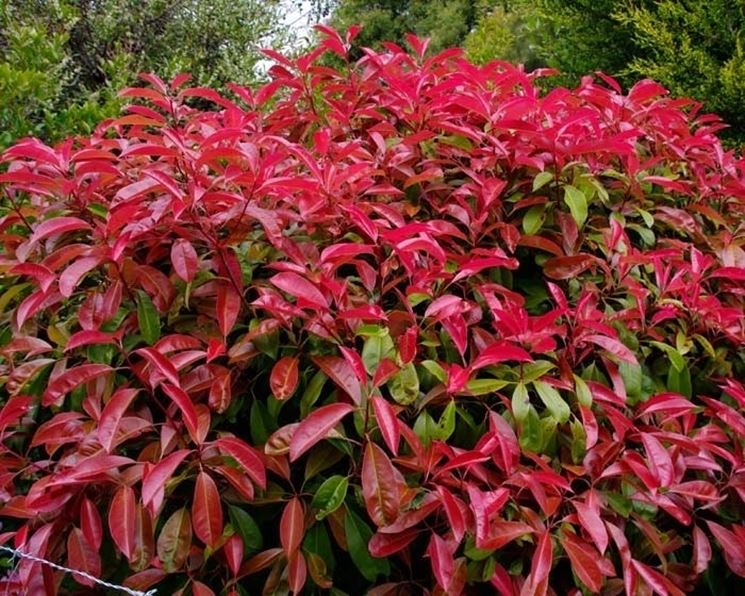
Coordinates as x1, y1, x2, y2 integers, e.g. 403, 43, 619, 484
0, 26, 744, 595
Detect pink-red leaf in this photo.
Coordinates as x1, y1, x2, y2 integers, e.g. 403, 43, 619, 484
290, 403, 355, 461
109, 485, 136, 560
280, 497, 305, 557
214, 436, 266, 489
270, 356, 300, 400
362, 442, 400, 527
192, 471, 223, 548
371, 395, 400, 455
170, 239, 198, 282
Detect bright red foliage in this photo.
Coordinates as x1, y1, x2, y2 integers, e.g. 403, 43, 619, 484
0, 26, 744, 594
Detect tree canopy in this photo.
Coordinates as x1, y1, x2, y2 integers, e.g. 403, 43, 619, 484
0, 0, 286, 147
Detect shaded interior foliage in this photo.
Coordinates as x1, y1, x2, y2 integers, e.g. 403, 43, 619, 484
0, 27, 744, 595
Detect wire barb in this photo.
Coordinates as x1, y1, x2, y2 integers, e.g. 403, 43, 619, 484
0, 545, 157, 596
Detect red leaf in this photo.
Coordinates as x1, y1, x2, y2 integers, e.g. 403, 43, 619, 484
9, 263, 56, 293
640, 433, 674, 486
214, 436, 266, 489
437, 487, 466, 544
270, 272, 328, 308
371, 395, 400, 455
161, 383, 200, 444
224, 534, 244, 577
192, 581, 216, 596
65, 330, 117, 352
288, 551, 307, 594
18, 217, 90, 261
706, 520, 745, 577
142, 449, 191, 516
109, 485, 137, 560
471, 341, 532, 370
339, 346, 367, 383
136, 347, 180, 388
433, 451, 490, 477
59, 256, 102, 297
80, 498, 103, 551
171, 239, 198, 282
584, 334, 636, 364
543, 254, 596, 280
692, 525, 712, 575
312, 356, 362, 405
280, 497, 305, 557
398, 327, 417, 364
560, 531, 603, 592
480, 521, 535, 550
573, 494, 608, 554
216, 282, 241, 337
43, 364, 112, 406
67, 528, 101, 588
526, 531, 553, 592
289, 403, 355, 461
270, 356, 300, 400
372, 358, 400, 387
98, 387, 140, 452
362, 442, 400, 527
369, 529, 419, 557
192, 471, 223, 548
428, 534, 454, 590
632, 560, 686, 596
0, 395, 33, 429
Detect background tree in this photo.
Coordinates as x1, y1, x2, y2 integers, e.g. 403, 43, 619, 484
325, 0, 490, 56
0, 0, 287, 149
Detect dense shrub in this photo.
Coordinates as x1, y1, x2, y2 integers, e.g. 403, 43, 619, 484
0, 28, 744, 595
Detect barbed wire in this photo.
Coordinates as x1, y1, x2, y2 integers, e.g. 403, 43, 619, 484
0, 545, 157, 596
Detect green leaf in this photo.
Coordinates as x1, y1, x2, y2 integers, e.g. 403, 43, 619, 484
573, 374, 593, 407
511, 383, 530, 423
300, 370, 327, 418
650, 341, 685, 372
311, 475, 348, 520
344, 510, 390, 581
570, 419, 586, 463
136, 290, 160, 345
635, 207, 655, 227
387, 362, 419, 405
249, 400, 272, 444
361, 330, 395, 374
356, 324, 389, 338
228, 505, 263, 555
606, 492, 632, 518
466, 378, 509, 395
520, 360, 556, 383
563, 185, 588, 227
533, 380, 570, 423
522, 205, 545, 235
518, 406, 542, 453
420, 360, 446, 383
304, 524, 336, 573
413, 410, 437, 446
436, 400, 456, 441
532, 170, 554, 191
619, 361, 643, 400
667, 364, 692, 398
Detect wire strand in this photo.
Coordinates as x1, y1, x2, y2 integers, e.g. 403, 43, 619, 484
0, 545, 157, 596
